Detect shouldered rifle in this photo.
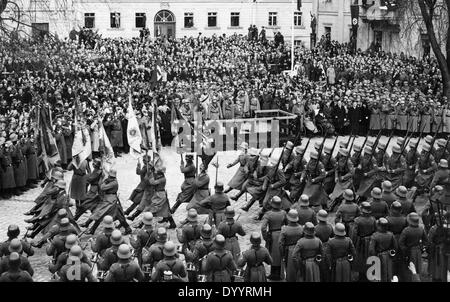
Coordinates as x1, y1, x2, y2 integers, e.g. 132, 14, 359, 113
355, 135, 369, 161
383, 129, 395, 153
425, 118, 444, 162
314, 135, 327, 172
411, 123, 427, 155
439, 137, 450, 161
344, 132, 353, 149
372, 129, 383, 153
330, 135, 339, 157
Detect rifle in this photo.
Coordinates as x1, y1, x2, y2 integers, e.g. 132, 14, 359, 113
425, 118, 444, 162
344, 133, 353, 149
215, 155, 219, 186
355, 135, 369, 162
438, 137, 450, 161
383, 129, 395, 153
401, 131, 414, 155
314, 135, 327, 172
330, 135, 339, 157
371, 129, 383, 154
410, 123, 427, 155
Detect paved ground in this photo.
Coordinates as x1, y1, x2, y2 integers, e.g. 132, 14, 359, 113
0, 135, 432, 281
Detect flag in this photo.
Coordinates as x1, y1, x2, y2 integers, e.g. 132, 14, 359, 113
38, 107, 60, 177
126, 96, 142, 158
149, 104, 160, 153
98, 120, 115, 171
71, 126, 92, 169
150, 59, 162, 89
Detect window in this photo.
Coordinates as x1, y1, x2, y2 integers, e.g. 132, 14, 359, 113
110, 12, 121, 28
135, 13, 146, 28
230, 12, 240, 27
268, 12, 277, 26
84, 13, 95, 28
294, 12, 302, 26
184, 12, 194, 28
325, 26, 331, 38
208, 12, 217, 27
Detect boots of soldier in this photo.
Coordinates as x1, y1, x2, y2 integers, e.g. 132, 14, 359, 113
267, 266, 281, 281
241, 197, 257, 212
87, 220, 101, 235
124, 203, 138, 216
170, 200, 183, 214
231, 190, 245, 201
127, 210, 142, 221
80, 218, 93, 228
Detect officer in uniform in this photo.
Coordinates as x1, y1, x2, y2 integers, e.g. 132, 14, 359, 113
98, 230, 124, 272
279, 209, 303, 282
130, 212, 156, 267
184, 224, 215, 282
58, 245, 98, 282
177, 209, 202, 252
237, 232, 272, 282
217, 206, 245, 262
385, 145, 406, 190
292, 222, 323, 282
74, 158, 103, 221
368, 218, 398, 282
105, 244, 145, 282
261, 196, 286, 281
124, 155, 149, 216
224, 142, 249, 194
301, 150, 328, 211
326, 223, 356, 282
92, 215, 116, 257
398, 213, 428, 282
335, 189, 360, 235
203, 234, 237, 282
404, 139, 419, 188
356, 146, 378, 202
368, 187, 389, 219
291, 194, 317, 225
170, 154, 196, 214
199, 182, 230, 227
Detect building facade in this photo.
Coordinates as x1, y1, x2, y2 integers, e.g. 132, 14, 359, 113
7, 0, 315, 46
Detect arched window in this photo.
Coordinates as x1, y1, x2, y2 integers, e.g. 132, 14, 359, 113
154, 10, 175, 23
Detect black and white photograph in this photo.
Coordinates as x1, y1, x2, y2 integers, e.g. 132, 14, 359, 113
0, 0, 450, 287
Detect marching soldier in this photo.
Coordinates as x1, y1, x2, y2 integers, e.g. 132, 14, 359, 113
321, 145, 337, 195
124, 155, 149, 216
74, 158, 103, 221
279, 209, 303, 282
395, 186, 416, 216
177, 209, 202, 252
373, 142, 388, 188
292, 222, 323, 282
67, 159, 89, 211
414, 143, 437, 202
291, 194, 317, 225
356, 146, 378, 201
352, 202, 376, 281
105, 244, 145, 282
224, 142, 249, 193
31, 209, 78, 248
286, 146, 307, 202
91, 215, 116, 257
0, 225, 34, 257
170, 154, 196, 214
237, 232, 272, 282
335, 189, 360, 235
368, 187, 389, 219
386, 201, 408, 281
238, 153, 269, 211
217, 206, 245, 262
434, 139, 448, 163
301, 150, 328, 211
430, 159, 450, 188
130, 212, 156, 266
59, 245, 98, 282
326, 223, 356, 282
404, 139, 419, 188
398, 212, 428, 282
199, 182, 230, 227
330, 148, 354, 206
98, 230, 124, 272
427, 212, 450, 282
142, 227, 168, 275
203, 234, 237, 282
46, 218, 76, 262
381, 180, 396, 208
0, 239, 34, 277
350, 144, 363, 191
0, 252, 33, 282
261, 157, 291, 215
184, 224, 215, 282
368, 218, 398, 282
261, 196, 286, 281
385, 144, 406, 190
280, 141, 295, 189
186, 163, 211, 215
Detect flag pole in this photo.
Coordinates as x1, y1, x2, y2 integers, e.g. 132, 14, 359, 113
291, 0, 295, 72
